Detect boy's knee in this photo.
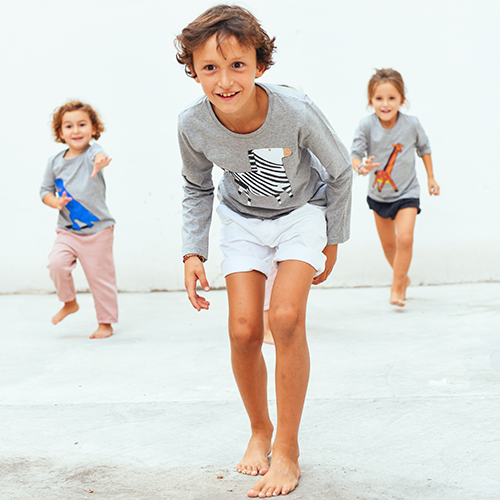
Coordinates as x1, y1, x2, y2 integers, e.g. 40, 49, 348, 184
269, 305, 302, 343
229, 318, 263, 353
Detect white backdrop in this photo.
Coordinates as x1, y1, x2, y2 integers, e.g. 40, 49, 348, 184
1, 0, 499, 293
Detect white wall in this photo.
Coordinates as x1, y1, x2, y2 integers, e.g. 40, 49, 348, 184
1, 0, 499, 293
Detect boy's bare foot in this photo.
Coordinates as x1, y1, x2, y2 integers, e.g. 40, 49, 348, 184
237, 430, 273, 476
90, 324, 113, 339
52, 299, 79, 325
247, 450, 300, 497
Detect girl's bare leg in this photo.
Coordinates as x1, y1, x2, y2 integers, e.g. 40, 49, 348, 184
248, 260, 315, 498
373, 208, 417, 306
226, 271, 273, 477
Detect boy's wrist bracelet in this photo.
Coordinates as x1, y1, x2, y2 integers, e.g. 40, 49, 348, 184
183, 254, 206, 264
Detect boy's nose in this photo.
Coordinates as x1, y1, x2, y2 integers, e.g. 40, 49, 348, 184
218, 69, 232, 89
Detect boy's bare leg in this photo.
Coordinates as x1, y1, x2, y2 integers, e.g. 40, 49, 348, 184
373, 210, 415, 306
226, 271, 273, 477
90, 324, 113, 339
248, 260, 315, 498
52, 299, 79, 325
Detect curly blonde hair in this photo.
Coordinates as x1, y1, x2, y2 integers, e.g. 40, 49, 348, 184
175, 4, 276, 78
52, 100, 105, 143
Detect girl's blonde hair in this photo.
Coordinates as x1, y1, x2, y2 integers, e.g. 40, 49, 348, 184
52, 100, 105, 143
367, 68, 406, 106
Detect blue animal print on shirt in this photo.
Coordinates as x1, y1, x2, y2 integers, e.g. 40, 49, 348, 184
55, 178, 99, 230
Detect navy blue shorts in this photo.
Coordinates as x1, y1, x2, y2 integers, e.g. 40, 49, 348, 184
367, 196, 421, 220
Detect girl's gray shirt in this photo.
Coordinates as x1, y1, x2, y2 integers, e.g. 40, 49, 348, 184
351, 113, 431, 203
178, 82, 353, 260
40, 143, 115, 235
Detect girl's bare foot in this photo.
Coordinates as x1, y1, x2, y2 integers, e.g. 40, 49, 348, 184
403, 276, 411, 300
247, 449, 300, 497
52, 299, 79, 325
389, 289, 405, 307
237, 429, 273, 476
90, 324, 113, 339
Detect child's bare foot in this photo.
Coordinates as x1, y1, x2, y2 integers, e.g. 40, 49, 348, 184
52, 299, 79, 325
247, 449, 300, 497
90, 324, 113, 339
390, 290, 405, 307
403, 276, 411, 300
237, 429, 273, 476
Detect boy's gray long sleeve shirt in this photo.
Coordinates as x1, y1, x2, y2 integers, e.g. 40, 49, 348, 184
178, 83, 353, 259
351, 113, 431, 203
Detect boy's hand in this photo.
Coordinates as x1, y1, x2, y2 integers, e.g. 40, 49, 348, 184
91, 153, 112, 178
57, 191, 72, 210
428, 178, 440, 196
358, 156, 380, 176
184, 257, 210, 311
312, 244, 338, 285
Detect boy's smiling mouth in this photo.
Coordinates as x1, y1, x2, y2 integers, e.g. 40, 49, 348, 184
217, 91, 240, 98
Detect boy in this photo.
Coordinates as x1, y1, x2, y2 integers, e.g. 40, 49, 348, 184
175, 5, 352, 497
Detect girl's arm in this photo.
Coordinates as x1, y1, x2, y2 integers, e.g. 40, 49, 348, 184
421, 154, 440, 195
91, 152, 112, 178
42, 192, 72, 210
352, 156, 380, 176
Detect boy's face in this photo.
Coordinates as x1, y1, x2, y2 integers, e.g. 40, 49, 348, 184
59, 110, 96, 154
191, 34, 266, 122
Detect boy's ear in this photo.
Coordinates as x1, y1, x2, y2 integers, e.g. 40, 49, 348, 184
256, 63, 266, 78
92, 125, 97, 138
58, 129, 66, 143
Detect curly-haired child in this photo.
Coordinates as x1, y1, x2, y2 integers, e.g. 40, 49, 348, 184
175, 5, 352, 496
40, 101, 118, 339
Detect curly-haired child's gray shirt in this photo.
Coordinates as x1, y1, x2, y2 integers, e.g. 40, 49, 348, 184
178, 83, 353, 260
40, 143, 115, 235
351, 113, 431, 203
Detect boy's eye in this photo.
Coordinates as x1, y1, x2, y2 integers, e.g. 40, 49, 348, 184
233, 62, 244, 69
205, 64, 216, 71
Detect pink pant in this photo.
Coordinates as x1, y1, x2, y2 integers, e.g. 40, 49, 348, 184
48, 226, 118, 324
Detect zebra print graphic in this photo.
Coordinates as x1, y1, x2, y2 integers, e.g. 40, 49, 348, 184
228, 148, 293, 206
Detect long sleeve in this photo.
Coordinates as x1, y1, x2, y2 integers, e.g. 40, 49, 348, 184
301, 101, 353, 245
178, 124, 215, 259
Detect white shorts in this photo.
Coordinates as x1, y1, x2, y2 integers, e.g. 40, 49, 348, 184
217, 203, 327, 278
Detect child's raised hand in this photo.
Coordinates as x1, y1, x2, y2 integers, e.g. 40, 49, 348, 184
428, 178, 440, 196
359, 156, 381, 176
57, 191, 72, 210
184, 257, 210, 311
91, 153, 112, 178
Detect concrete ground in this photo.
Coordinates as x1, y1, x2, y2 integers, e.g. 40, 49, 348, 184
1, 283, 499, 500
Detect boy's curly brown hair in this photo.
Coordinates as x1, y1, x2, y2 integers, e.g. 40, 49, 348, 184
175, 4, 276, 78
52, 100, 105, 143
